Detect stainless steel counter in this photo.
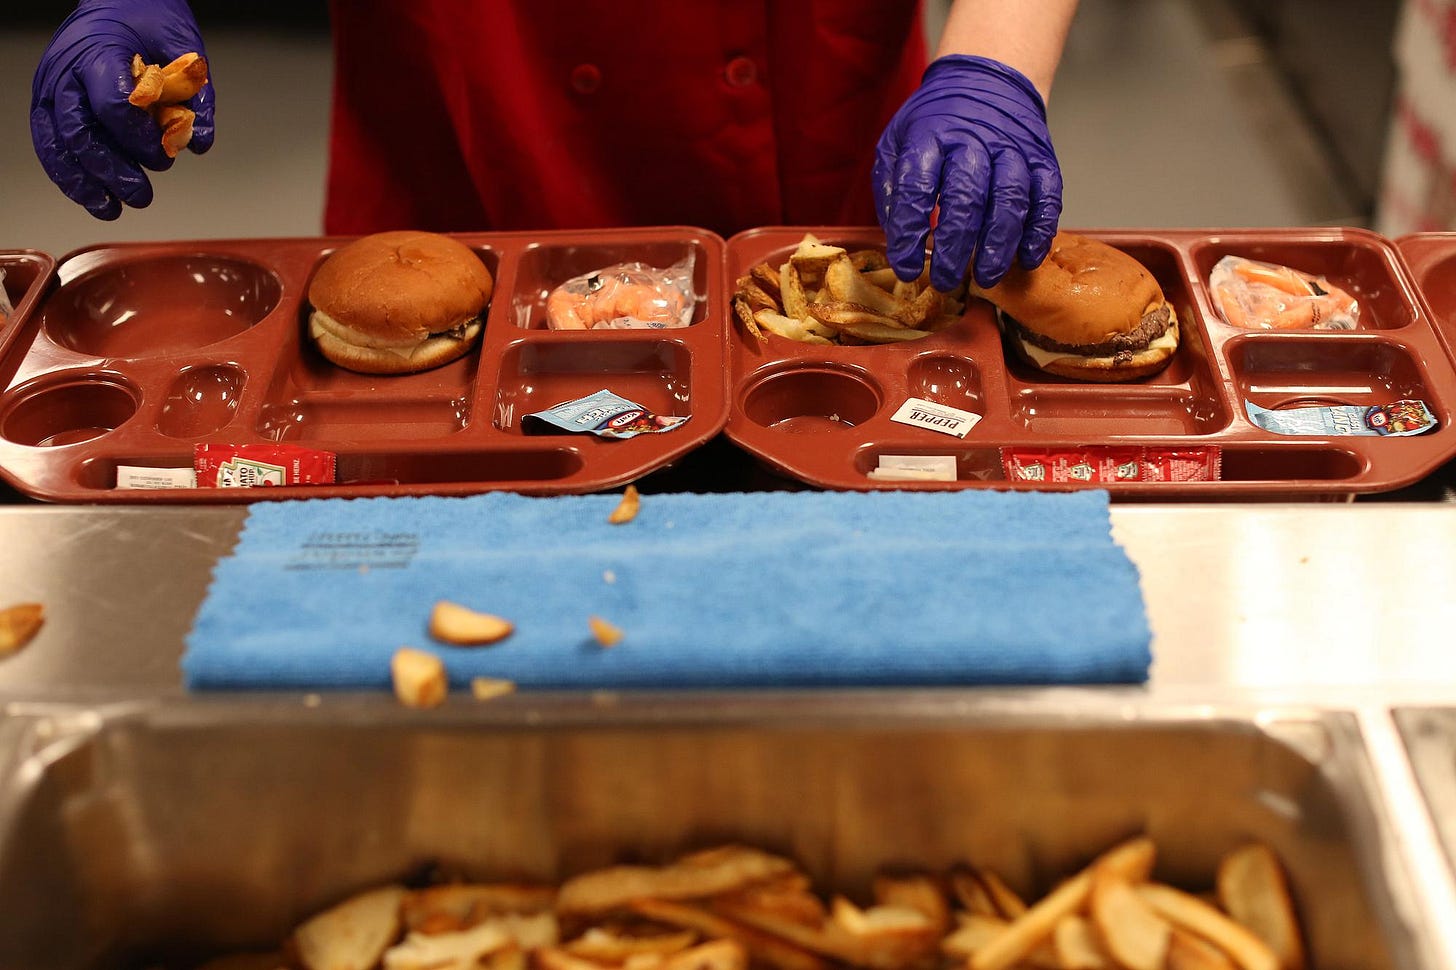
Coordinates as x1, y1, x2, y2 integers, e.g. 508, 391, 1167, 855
2, 502, 1453, 702
1, 502, 1455, 967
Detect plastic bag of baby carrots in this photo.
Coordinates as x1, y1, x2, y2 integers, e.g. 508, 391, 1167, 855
1209, 255, 1359, 330
546, 255, 696, 330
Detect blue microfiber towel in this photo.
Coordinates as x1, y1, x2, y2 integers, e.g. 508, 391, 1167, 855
183, 490, 1151, 690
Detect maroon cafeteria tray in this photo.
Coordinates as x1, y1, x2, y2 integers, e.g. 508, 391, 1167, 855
725, 226, 1456, 498
1397, 233, 1456, 362
0, 250, 56, 361
0, 228, 727, 503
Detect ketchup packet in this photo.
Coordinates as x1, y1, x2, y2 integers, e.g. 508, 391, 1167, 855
195, 443, 337, 487
1246, 399, 1437, 437
523, 389, 688, 439
1003, 446, 1221, 484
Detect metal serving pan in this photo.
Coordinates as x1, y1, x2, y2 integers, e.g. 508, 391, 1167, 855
0, 697, 1438, 969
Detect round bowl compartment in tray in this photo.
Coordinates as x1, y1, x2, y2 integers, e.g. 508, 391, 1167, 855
741, 363, 882, 433
43, 254, 282, 357
157, 364, 247, 439
0, 371, 139, 447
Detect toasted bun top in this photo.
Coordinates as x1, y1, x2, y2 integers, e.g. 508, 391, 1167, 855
970, 232, 1165, 346
307, 231, 494, 345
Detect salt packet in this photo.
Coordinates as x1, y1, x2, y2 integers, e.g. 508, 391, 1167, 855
1245, 399, 1437, 437
523, 389, 688, 439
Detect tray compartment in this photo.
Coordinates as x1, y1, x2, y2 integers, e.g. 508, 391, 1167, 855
1227, 335, 1440, 414
1009, 387, 1231, 436
512, 235, 714, 330
255, 244, 506, 442
0, 706, 1428, 970
740, 362, 883, 433
41, 253, 283, 357
156, 363, 247, 439
0, 370, 140, 448
493, 337, 694, 433
998, 240, 1209, 390
1190, 231, 1417, 331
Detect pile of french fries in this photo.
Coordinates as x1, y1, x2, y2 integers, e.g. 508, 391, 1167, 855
734, 235, 967, 346
205, 839, 1304, 970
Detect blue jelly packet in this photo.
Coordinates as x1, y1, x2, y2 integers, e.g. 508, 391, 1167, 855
1245, 399, 1438, 437
523, 389, 689, 439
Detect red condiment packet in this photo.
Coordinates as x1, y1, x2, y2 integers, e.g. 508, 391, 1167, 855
1002, 447, 1221, 484
195, 443, 337, 487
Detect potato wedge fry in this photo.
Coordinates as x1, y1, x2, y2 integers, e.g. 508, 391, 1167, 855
294, 885, 407, 970
565, 927, 698, 962
1053, 914, 1112, 970
737, 277, 779, 312
1089, 871, 1170, 970
1167, 929, 1238, 970
872, 874, 950, 935
159, 52, 209, 102
155, 104, 195, 158
1136, 884, 1278, 970
128, 64, 166, 107
806, 301, 905, 331
383, 921, 511, 970
391, 647, 447, 709
588, 615, 623, 647
537, 946, 619, 970
1216, 844, 1305, 970
0, 603, 44, 657
753, 310, 835, 345
402, 884, 556, 931
848, 249, 890, 272
608, 484, 641, 524
973, 868, 1027, 920
950, 870, 1000, 918
749, 262, 782, 302
780, 262, 811, 321
941, 913, 1006, 958
823, 257, 903, 317
471, 677, 517, 701
790, 241, 848, 283
627, 898, 831, 970
890, 286, 944, 329
660, 940, 748, 970
861, 268, 900, 291
734, 295, 766, 343
557, 845, 797, 915
430, 601, 514, 646
970, 837, 1155, 970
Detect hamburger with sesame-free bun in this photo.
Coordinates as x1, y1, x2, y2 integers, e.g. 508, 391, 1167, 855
970, 232, 1178, 382
307, 230, 493, 375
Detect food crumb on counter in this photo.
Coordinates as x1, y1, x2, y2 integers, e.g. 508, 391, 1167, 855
0, 603, 44, 657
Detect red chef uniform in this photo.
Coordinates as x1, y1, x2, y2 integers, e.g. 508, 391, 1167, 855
324, 1, 927, 237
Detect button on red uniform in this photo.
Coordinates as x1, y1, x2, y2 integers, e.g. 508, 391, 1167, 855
570, 63, 602, 94
724, 56, 757, 87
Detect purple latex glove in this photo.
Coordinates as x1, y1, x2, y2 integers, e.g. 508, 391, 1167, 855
874, 54, 1061, 291
31, 0, 215, 220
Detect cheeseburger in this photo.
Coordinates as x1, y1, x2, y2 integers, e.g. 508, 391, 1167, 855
307, 230, 493, 375
971, 232, 1178, 382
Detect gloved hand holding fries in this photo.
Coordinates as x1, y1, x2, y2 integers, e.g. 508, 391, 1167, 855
30, 0, 214, 220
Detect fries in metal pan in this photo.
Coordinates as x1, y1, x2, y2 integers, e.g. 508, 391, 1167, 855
734, 234, 966, 346
221, 838, 1305, 970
